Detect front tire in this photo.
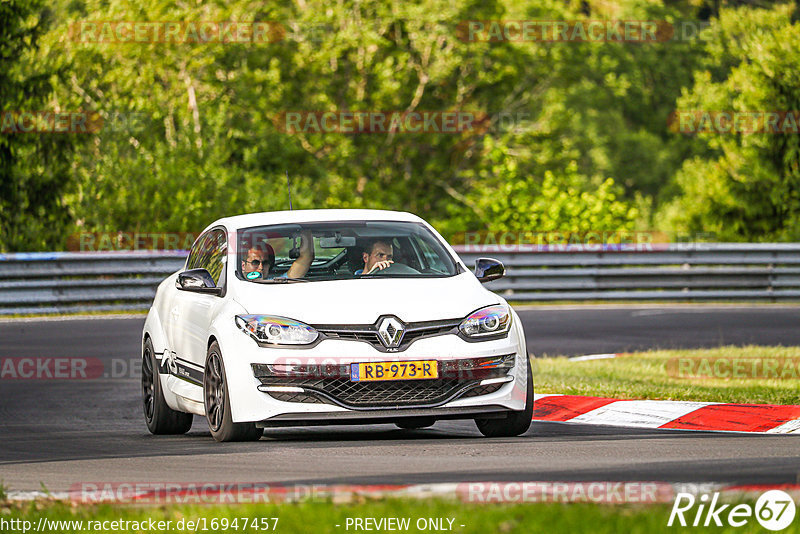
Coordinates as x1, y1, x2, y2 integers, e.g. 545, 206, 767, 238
142, 338, 193, 435
204, 341, 262, 442
474, 360, 533, 438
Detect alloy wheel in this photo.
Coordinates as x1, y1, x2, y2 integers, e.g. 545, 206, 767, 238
141, 346, 155, 422
205, 352, 225, 432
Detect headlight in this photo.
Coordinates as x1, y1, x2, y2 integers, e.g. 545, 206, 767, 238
235, 315, 319, 346
459, 305, 511, 338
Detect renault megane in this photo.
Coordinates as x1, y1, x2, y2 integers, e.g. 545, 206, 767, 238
141, 209, 533, 441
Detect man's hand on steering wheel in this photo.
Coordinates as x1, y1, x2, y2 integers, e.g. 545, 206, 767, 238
367, 260, 394, 274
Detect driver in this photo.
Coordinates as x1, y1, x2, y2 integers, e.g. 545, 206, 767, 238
355, 239, 394, 275
242, 230, 314, 280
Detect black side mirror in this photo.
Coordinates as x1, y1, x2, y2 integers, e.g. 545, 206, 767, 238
176, 269, 222, 295
474, 258, 505, 283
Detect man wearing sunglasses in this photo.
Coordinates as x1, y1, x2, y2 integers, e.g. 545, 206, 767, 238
242, 230, 313, 280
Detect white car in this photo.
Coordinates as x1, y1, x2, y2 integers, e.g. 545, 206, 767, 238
142, 209, 532, 441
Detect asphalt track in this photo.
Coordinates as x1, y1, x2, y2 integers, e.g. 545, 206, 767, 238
1, 306, 799, 493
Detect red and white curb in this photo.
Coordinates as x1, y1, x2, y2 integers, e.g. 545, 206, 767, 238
533, 394, 800, 433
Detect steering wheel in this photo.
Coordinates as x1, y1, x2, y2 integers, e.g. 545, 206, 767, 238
371, 263, 420, 275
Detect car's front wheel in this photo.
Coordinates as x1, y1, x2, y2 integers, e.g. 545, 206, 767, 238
142, 338, 193, 435
204, 341, 262, 442
474, 361, 533, 438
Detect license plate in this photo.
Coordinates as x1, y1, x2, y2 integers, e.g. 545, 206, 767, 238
350, 360, 438, 382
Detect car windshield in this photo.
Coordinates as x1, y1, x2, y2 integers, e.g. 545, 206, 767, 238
237, 221, 458, 283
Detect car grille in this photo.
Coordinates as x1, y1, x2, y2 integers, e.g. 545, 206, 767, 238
263, 377, 470, 407
319, 330, 382, 345
315, 318, 460, 352
253, 354, 514, 409
267, 381, 505, 406
402, 324, 457, 344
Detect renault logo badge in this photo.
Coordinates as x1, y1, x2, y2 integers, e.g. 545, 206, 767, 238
377, 317, 405, 349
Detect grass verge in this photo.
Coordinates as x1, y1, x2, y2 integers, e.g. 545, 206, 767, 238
533, 345, 800, 404
1, 497, 789, 534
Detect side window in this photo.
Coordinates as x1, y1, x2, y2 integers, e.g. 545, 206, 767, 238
186, 234, 207, 272
187, 229, 227, 286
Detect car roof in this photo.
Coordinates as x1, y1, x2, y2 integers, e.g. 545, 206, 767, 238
203, 209, 427, 233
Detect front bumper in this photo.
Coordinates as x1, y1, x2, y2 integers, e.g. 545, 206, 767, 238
257, 405, 512, 427
221, 324, 529, 424
253, 353, 516, 410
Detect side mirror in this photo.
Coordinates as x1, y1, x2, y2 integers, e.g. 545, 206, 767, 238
474, 258, 505, 283
176, 269, 222, 295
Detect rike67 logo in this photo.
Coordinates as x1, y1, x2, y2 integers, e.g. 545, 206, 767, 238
669, 490, 796, 530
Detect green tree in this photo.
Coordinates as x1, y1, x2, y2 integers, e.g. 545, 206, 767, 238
662, 4, 800, 241
52, 0, 529, 236
0, 0, 79, 251
8, 0, 778, 249
437, 136, 640, 237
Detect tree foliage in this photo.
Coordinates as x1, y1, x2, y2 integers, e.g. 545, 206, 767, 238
0, 0, 80, 250
662, 4, 800, 241
2, 0, 799, 250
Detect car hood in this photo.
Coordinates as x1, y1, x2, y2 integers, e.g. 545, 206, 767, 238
232, 272, 500, 324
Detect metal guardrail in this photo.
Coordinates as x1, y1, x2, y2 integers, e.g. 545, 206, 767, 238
0, 252, 187, 315
456, 243, 800, 301
1, 244, 800, 315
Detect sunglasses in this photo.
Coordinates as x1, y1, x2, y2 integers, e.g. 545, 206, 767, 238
244, 259, 269, 268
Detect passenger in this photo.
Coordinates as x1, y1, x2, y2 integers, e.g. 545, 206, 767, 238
242, 230, 314, 280
355, 239, 394, 275
241, 243, 273, 280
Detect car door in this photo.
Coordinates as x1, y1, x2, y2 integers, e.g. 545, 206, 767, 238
168, 228, 228, 388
